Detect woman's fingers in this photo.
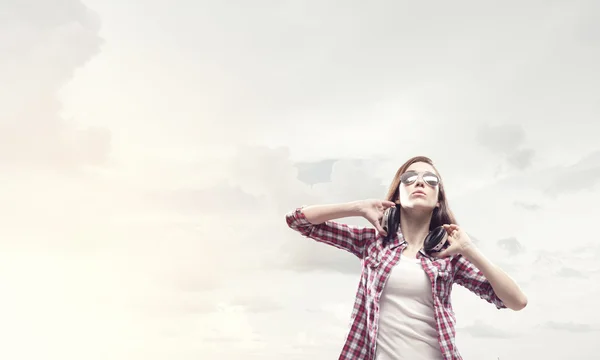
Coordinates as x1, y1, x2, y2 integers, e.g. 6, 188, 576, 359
374, 220, 387, 236
382, 200, 396, 208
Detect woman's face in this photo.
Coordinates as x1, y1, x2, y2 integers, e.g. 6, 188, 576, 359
398, 161, 440, 211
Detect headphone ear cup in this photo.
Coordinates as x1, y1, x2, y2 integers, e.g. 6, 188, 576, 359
381, 208, 391, 233
423, 226, 449, 253
387, 207, 400, 242
391, 206, 400, 234
381, 206, 399, 243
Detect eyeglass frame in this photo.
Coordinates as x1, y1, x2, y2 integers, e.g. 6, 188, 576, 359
399, 170, 440, 187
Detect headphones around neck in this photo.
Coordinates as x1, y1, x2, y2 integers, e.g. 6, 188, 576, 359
380, 205, 449, 254
381, 205, 400, 244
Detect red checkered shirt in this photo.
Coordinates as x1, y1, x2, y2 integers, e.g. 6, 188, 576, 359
286, 207, 506, 360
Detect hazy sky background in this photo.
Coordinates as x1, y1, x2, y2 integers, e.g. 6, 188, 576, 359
1, 0, 599, 359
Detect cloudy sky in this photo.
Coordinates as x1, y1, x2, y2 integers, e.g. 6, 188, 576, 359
1, 0, 599, 359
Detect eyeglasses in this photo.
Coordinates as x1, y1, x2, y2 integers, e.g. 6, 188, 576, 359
400, 170, 440, 187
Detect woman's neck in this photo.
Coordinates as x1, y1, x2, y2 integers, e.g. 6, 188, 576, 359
399, 208, 432, 248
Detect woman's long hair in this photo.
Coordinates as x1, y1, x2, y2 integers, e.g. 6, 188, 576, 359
384, 156, 457, 230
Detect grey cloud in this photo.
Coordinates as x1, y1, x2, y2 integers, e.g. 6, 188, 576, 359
497, 237, 524, 256
456, 231, 522, 256
507, 148, 535, 170
1, 0, 110, 170
467, 149, 600, 200
532, 251, 564, 270
476, 124, 535, 171
224, 145, 385, 274
283, 158, 390, 274
229, 145, 318, 214
312, 159, 389, 203
466, 233, 481, 245
275, 148, 600, 276
477, 124, 527, 154
459, 233, 523, 271
542, 150, 600, 197
513, 201, 542, 211
543, 321, 598, 333
524, 249, 598, 284
1, 1, 101, 32
459, 320, 517, 339
557, 267, 587, 279
295, 159, 337, 186
164, 0, 600, 137
228, 145, 553, 276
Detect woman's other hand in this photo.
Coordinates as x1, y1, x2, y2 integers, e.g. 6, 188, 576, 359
358, 199, 396, 236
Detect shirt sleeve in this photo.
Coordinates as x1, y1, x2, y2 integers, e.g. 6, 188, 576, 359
285, 206, 376, 259
452, 254, 507, 309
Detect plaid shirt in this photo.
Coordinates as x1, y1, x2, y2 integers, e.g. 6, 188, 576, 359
286, 207, 506, 360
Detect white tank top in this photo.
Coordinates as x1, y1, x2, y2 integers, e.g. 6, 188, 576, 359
375, 254, 443, 360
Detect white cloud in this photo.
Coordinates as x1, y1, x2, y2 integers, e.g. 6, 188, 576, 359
4, 0, 600, 359
0, 0, 109, 170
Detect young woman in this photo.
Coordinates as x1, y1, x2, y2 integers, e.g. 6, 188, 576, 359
285, 156, 527, 360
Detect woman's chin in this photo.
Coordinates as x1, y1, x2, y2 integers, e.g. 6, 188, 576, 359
402, 203, 436, 213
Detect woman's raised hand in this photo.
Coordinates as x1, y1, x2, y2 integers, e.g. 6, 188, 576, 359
358, 199, 396, 236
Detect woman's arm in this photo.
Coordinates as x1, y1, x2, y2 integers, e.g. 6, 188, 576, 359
301, 201, 365, 224
460, 245, 528, 311
285, 199, 395, 259
436, 224, 528, 311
